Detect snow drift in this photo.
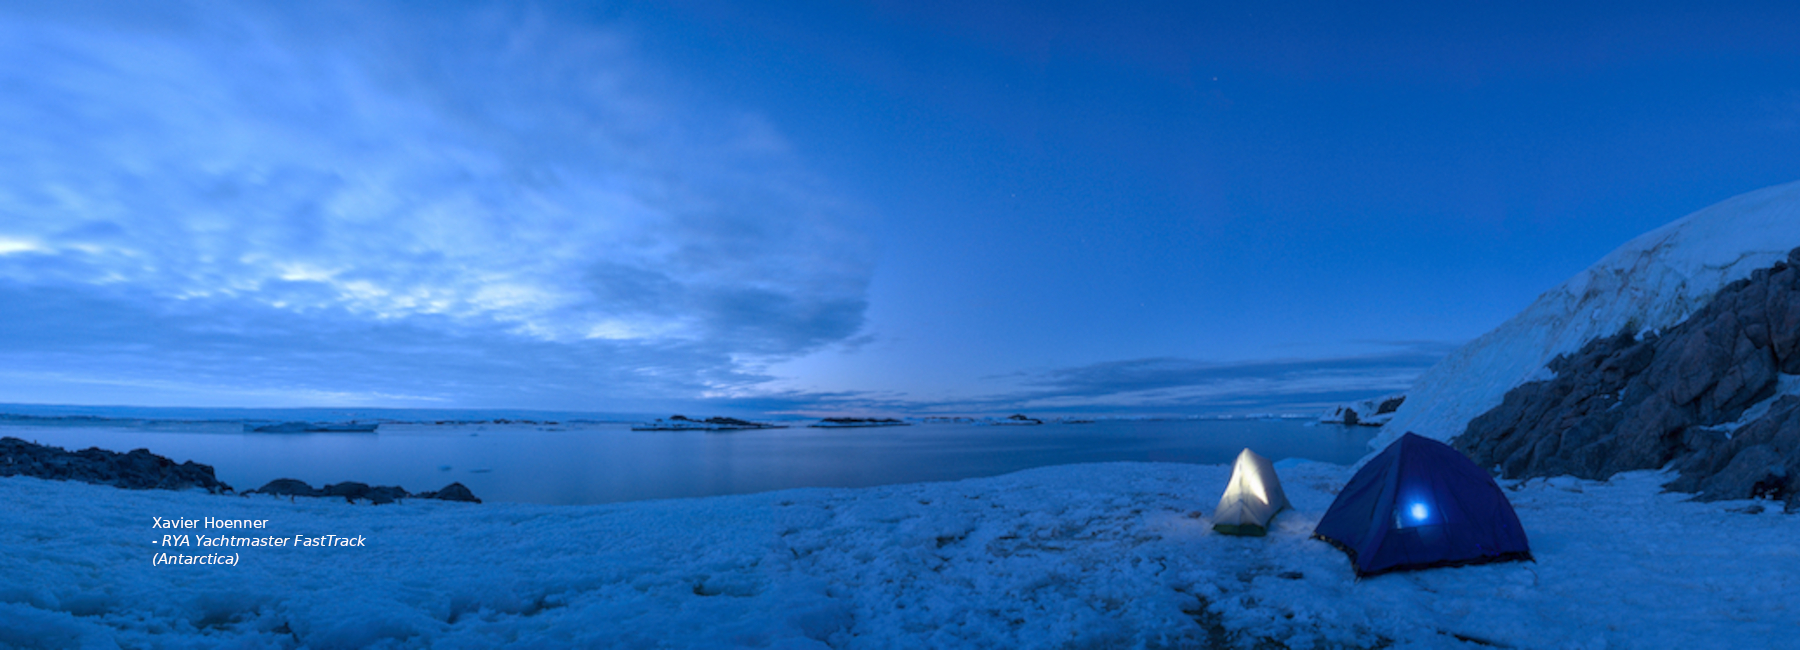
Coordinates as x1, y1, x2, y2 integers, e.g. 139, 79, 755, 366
1378, 179, 1800, 450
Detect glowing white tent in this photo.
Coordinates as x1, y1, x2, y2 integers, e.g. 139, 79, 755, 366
1213, 448, 1290, 536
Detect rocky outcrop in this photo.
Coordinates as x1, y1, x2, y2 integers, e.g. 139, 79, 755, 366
1320, 394, 1406, 427
1456, 247, 1800, 508
1664, 397, 1800, 502
416, 482, 481, 503
248, 478, 318, 497
1379, 179, 1800, 448
0, 436, 484, 504
247, 478, 482, 504
0, 437, 233, 493
321, 481, 410, 505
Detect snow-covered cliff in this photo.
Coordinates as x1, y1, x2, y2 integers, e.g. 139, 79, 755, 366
1376, 179, 1800, 451
1318, 393, 1405, 427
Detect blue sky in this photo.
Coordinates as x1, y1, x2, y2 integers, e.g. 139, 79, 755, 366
2, 1, 1798, 417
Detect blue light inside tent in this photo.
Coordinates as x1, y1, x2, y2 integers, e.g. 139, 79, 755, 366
1394, 492, 1439, 529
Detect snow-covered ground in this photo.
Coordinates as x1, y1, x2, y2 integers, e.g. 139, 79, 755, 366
3, 461, 1792, 649
1380, 179, 1800, 449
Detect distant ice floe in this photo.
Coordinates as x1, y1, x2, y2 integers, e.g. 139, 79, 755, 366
1381, 179, 1800, 449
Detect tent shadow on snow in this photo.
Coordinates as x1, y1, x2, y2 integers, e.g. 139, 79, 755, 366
1313, 432, 1533, 577
1212, 448, 1290, 536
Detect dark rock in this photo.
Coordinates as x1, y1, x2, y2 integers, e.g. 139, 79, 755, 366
365, 485, 409, 505
1774, 267, 1800, 374
703, 416, 759, 427
1341, 408, 1360, 426
249, 478, 320, 497
0, 437, 231, 493
1457, 246, 1800, 509
1698, 444, 1787, 501
252, 478, 478, 504
250, 477, 477, 505
320, 481, 367, 500
316, 481, 410, 505
417, 482, 481, 503
1375, 395, 1406, 415
0, 437, 482, 505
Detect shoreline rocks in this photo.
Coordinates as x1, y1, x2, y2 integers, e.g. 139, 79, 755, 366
0, 436, 482, 504
0, 436, 233, 493
247, 478, 482, 504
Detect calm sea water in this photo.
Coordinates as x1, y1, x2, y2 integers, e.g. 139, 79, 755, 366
2, 419, 1377, 505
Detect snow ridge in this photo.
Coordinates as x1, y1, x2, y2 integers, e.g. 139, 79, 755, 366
1378, 179, 1800, 451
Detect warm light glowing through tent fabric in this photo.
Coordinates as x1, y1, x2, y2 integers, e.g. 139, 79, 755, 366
1313, 433, 1532, 576
1213, 448, 1290, 537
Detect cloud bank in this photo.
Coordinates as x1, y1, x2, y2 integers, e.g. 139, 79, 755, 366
994, 343, 1447, 413
730, 342, 1451, 417
0, 1, 871, 407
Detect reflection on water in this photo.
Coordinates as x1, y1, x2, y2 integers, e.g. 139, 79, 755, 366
1, 419, 1377, 505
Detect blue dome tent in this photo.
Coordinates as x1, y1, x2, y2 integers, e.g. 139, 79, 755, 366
1314, 432, 1532, 577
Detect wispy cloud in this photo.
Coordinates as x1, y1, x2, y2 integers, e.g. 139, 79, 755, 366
0, 1, 871, 406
